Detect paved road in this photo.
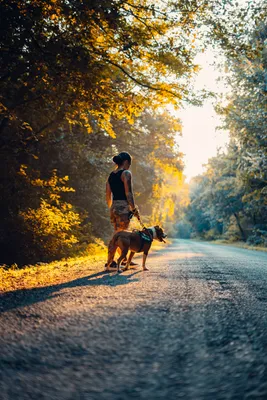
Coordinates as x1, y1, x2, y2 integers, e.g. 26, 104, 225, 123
1, 240, 267, 400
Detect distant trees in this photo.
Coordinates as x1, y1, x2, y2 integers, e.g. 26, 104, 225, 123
185, 8, 267, 246
187, 143, 247, 241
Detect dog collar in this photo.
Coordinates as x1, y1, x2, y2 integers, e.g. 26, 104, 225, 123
151, 227, 157, 239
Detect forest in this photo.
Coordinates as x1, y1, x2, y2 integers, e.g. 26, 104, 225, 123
0, 0, 266, 266
183, 3, 267, 246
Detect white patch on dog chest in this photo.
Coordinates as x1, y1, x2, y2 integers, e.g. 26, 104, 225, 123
151, 227, 157, 239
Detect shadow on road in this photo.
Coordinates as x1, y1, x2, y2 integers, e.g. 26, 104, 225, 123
0, 269, 141, 313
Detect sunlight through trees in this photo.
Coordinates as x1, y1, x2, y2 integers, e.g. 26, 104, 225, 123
0, 0, 266, 264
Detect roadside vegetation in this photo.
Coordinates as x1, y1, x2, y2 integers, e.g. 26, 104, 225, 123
1, 0, 200, 266
0, 240, 167, 292
180, 5, 267, 247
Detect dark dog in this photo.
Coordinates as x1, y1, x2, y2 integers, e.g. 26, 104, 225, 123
106, 226, 167, 272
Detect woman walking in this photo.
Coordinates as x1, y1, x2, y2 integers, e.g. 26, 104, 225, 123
106, 152, 139, 267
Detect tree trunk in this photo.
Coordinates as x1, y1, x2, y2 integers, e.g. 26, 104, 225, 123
234, 212, 246, 241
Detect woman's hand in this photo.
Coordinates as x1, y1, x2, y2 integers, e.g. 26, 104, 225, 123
132, 207, 140, 219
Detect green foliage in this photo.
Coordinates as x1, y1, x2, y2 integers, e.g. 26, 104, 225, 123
0, 104, 186, 264
1, 0, 206, 264
186, 138, 266, 244
0, 0, 213, 264
247, 228, 267, 247
175, 220, 192, 239
18, 168, 84, 261
0, 0, 205, 138
1, 0, 266, 264
185, 7, 267, 246
20, 199, 80, 256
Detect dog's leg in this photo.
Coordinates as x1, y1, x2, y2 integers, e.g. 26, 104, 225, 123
142, 252, 149, 271
106, 235, 118, 271
117, 248, 129, 273
123, 251, 135, 271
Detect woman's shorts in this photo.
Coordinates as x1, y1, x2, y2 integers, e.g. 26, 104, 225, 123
110, 200, 131, 231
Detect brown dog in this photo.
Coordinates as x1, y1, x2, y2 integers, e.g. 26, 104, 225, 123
106, 226, 167, 273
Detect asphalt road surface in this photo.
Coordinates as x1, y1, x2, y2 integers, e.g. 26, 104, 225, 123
1, 240, 267, 400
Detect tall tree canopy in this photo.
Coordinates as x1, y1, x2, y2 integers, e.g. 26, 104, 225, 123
1, 0, 211, 264
184, 2, 267, 245
1, 0, 208, 137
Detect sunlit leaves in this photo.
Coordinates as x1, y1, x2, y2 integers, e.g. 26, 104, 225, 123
19, 168, 81, 257
1, 0, 210, 139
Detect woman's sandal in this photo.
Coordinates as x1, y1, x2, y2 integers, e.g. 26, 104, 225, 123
104, 261, 117, 271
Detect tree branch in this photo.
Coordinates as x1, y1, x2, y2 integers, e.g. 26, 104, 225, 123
104, 58, 179, 98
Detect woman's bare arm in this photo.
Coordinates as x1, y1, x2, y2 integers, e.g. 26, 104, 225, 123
122, 170, 135, 210
106, 181, 112, 208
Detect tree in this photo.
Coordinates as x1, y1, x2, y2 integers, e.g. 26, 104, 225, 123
1, 0, 207, 138
1, 0, 210, 264
185, 1, 266, 246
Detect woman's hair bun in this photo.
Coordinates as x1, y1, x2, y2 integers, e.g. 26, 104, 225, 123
112, 152, 131, 165
113, 155, 122, 165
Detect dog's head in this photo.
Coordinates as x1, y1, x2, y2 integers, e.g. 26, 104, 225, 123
154, 226, 167, 242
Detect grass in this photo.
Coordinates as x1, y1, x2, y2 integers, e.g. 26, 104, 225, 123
0, 250, 106, 294
211, 239, 267, 252
0, 240, 167, 293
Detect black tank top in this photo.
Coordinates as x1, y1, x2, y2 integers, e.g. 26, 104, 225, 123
108, 170, 127, 201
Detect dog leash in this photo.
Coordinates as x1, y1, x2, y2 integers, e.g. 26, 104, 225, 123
130, 208, 144, 228
135, 214, 154, 241
131, 207, 153, 240
134, 209, 167, 244
137, 215, 145, 230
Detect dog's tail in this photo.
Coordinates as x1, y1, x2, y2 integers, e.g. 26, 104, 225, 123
107, 233, 119, 266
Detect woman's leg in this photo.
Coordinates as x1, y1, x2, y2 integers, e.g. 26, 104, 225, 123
113, 215, 130, 262
106, 201, 130, 267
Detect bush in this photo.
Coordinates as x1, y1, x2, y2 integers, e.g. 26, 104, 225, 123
17, 168, 86, 262
203, 228, 220, 241
222, 219, 242, 242
247, 228, 267, 247
20, 199, 81, 260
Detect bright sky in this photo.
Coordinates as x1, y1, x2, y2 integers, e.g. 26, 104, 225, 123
177, 49, 230, 181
